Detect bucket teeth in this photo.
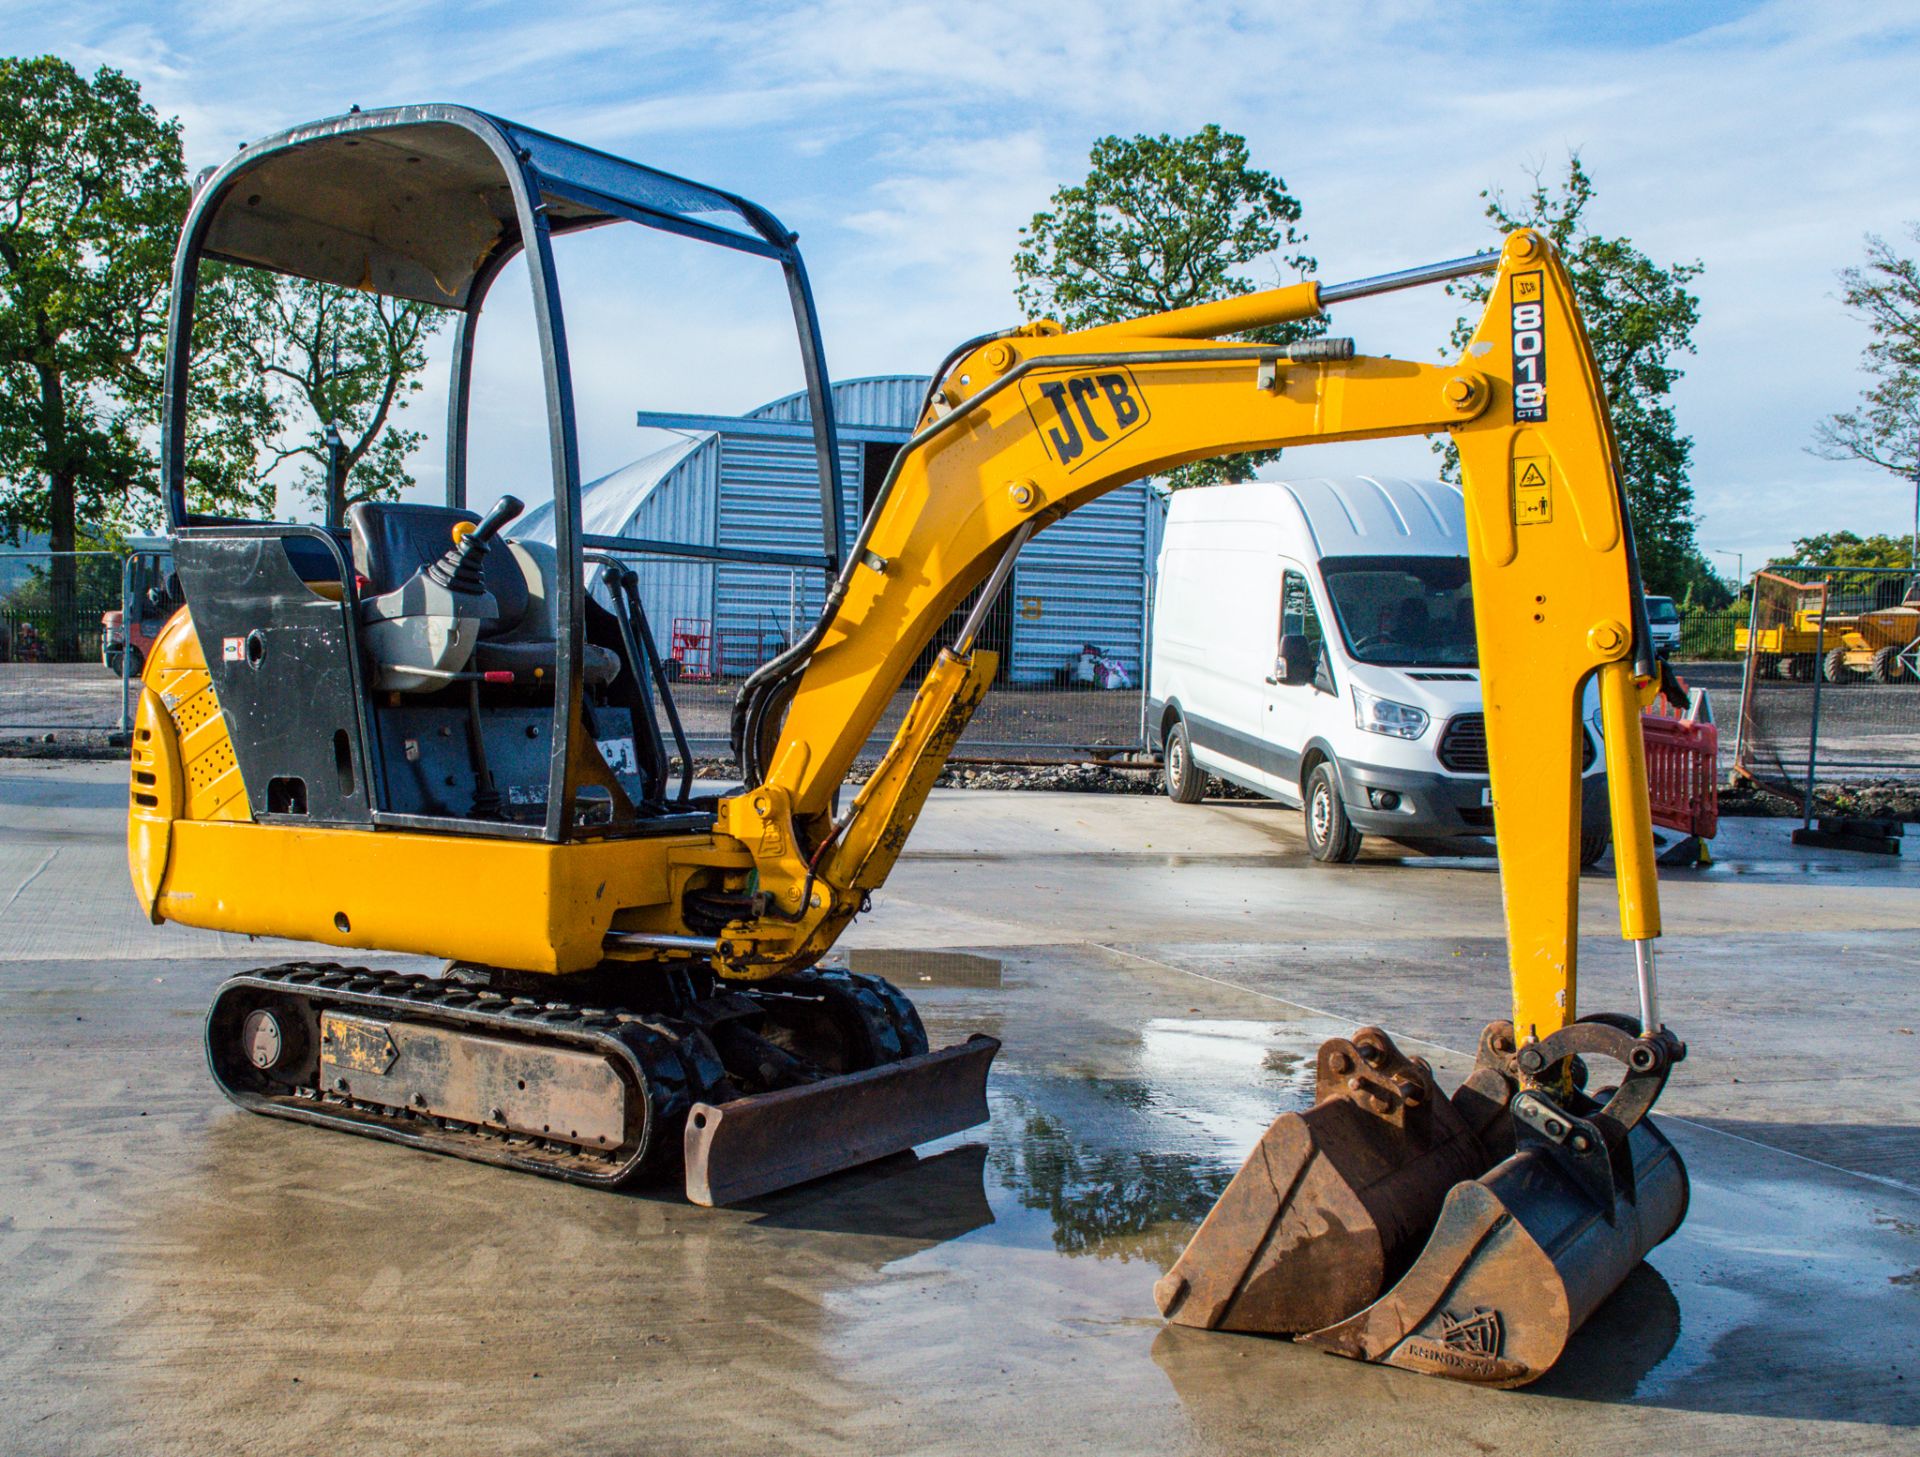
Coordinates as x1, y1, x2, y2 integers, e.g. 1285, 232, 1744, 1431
1155, 1027, 1491, 1335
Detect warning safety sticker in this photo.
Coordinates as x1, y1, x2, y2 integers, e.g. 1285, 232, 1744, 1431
1512, 456, 1552, 526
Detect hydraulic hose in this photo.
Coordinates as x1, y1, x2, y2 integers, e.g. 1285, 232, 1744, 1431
733, 335, 1356, 782
732, 325, 1024, 780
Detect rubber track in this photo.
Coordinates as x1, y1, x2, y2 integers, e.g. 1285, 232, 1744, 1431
206, 963, 722, 1188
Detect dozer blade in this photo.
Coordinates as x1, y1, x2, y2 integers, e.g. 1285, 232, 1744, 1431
1155, 1028, 1493, 1335
1299, 1112, 1688, 1387
685, 1034, 999, 1206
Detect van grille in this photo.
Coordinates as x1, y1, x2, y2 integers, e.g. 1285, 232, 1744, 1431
1438, 713, 1598, 773
1438, 714, 1487, 774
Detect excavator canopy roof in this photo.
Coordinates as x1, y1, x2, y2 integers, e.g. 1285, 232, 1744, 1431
161, 103, 843, 556
191, 103, 796, 309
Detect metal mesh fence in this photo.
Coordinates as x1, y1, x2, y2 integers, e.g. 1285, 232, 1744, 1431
2, 544, 1154, 761
1674, 607, 1747, 661
597, 552, 1153, 764
0, 550, 144, 739
1733, 565, 1920, 799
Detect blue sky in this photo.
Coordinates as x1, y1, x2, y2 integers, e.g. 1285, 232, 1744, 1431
9, 0, 1920, 566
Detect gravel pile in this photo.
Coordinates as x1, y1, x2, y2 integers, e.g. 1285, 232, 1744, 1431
677, 754, 1179, 796
923, 761, 1167, 794
1719, 777, 1920, 821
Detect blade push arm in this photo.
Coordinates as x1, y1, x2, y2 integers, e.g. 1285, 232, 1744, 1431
710, 230, 1661, 1047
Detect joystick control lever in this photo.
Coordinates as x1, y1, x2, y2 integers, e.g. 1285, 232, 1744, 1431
428, 494, 523, 595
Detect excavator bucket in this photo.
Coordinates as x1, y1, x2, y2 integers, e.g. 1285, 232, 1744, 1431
1159, 1017, 1689, 1387
1154, 1028, 1493, 1334
1300, 1113, 1688, 1386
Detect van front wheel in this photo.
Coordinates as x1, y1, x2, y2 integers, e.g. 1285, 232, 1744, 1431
1163, 717, 1207, 804
1579, 825, 1610, 868
1305, 761, 1362, 864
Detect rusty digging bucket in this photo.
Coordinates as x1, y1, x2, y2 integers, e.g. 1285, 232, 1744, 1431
1155, 1021, 1688, 1387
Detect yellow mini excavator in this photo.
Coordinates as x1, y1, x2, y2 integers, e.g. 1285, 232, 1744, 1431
129, 106, 1686, 1387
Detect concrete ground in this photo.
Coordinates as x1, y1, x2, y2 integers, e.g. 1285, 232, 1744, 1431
1, 760, 1916, 1457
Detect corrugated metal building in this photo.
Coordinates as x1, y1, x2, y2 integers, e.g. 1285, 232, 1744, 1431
525, 375, 1165, 684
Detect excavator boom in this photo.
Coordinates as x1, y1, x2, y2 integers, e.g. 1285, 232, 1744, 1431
713, 228, 1687, 1384
723, 230, 1657, 1036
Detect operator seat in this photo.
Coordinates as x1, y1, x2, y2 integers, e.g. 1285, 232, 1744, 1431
346, 502, 617, 687
1390, 596, 1430, 642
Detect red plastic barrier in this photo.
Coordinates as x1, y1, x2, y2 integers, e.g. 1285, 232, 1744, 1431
1641, 713, 1719, 839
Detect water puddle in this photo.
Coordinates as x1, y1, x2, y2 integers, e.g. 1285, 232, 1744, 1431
846, 947, 1004, 988
118, 1000, 1920, 1451
818, 1018, 1920, 1438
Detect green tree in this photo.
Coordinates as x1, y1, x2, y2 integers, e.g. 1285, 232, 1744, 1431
0, 57, 183, 650
1811, 227, 1920, 563
241, 277, 445, 527
1013, 125, 1318, 489
0, 58, 286, 655
1438, 156, 1705, 596
1768, 529, 1914, 570
178, 263, 281, 523
1665, 551, 1734, 609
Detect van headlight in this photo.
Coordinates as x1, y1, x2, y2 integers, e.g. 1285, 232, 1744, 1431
1352, 686, 1429, 740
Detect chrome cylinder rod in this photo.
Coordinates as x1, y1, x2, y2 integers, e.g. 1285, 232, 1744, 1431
1318, 250, 1501, 306
955, 521, 1034, 655
1633, 939, 1663, 1034
605, 931, 719, 954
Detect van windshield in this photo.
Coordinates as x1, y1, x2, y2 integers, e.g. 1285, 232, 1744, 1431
1646, 597, 1679, 623
1319, 555, 1476, 667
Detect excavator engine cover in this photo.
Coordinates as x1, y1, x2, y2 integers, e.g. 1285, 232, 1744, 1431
1154, 1028, 1492, 1334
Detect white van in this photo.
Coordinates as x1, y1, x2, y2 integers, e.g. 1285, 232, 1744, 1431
1644, 595, 1680, 658
1147, 477, 1610, 865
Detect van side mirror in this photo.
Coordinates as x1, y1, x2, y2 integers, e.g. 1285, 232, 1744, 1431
1274, 633, 1315, 686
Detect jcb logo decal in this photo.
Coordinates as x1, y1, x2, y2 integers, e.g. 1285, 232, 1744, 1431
1511, 272, 1546, 423
1020, 367, 1150, 472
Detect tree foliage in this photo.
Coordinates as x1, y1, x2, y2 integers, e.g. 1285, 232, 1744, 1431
235, 277, 445, 527
179, 264, 281, 522
0, 58, 182, 549
1013, 125, 1318, 488
1439, 156, 1708, 596
1768, 529, 1914, 571
1812, 227, 1920, 555
0, 53, 447, 575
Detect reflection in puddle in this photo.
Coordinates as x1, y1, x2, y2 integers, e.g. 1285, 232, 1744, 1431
969, 1019, 1324, 1265
847, 947, 1004, 988
990, 1105, 1231, 1265
1137, 1018, 1321, 1156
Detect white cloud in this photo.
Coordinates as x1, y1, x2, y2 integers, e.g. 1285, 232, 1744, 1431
6, 0, 1919, 559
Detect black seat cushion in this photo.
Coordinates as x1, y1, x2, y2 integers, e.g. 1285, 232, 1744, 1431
347, 502, 529, 634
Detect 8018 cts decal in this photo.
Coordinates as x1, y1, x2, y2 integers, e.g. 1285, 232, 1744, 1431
1511, 271, 1546, 422
1020, 367, 1150, 471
